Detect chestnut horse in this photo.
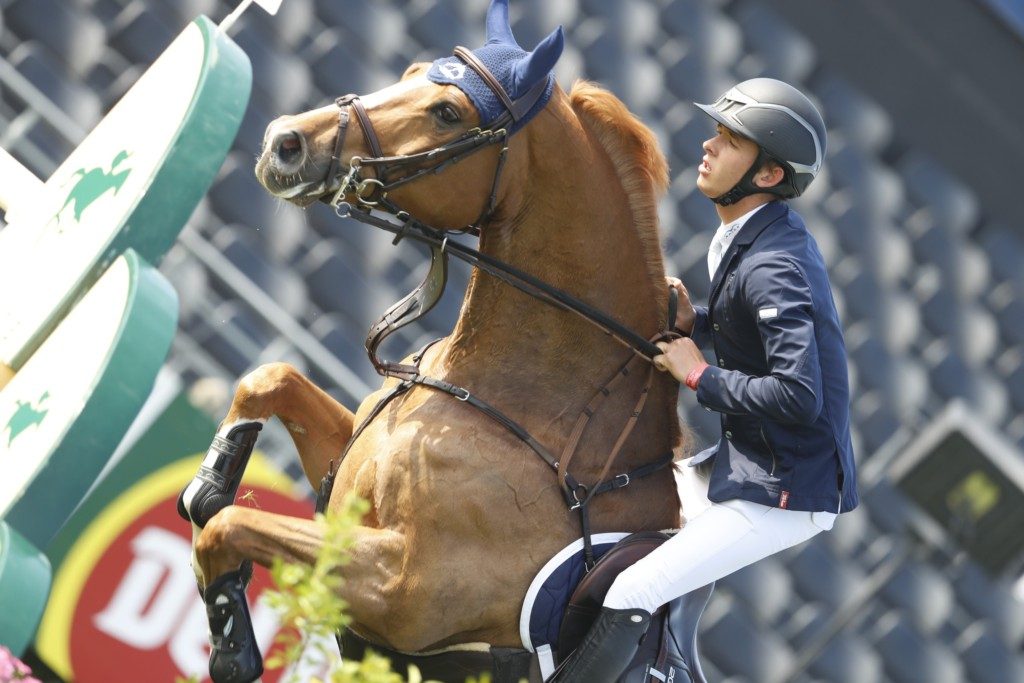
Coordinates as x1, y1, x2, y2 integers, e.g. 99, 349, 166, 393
191, 0, 689, 674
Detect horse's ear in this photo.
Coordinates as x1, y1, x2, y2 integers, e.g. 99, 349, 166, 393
510, 26, 564, 99
485, 0, 520, 47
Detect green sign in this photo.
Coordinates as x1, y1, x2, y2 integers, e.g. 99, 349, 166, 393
0, 15, 252, 371
53, 151, 133, 227
0, 249, 178, 550
0, 13, 253, 655
0, 521, 51, 654
4, 392, 49, 447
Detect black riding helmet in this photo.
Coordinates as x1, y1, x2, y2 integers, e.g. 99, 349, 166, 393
695, 78, 826, 205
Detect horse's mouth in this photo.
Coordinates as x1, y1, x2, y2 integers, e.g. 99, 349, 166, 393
256, 163, 330, 207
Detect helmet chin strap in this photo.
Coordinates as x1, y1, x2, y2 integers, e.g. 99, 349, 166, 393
712, 148, 789, 206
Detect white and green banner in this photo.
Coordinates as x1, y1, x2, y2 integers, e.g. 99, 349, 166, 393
0, 250, 178, 549
0, 15, 251, 370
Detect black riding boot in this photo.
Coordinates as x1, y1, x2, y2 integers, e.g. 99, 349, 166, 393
204, 563, 263, 683
551, 607, 651, 682
178, 422, 262, 527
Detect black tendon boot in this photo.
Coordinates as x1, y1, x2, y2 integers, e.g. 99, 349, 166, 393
178, 422, 262, 527
552, 607, 651, 682
204, 562, 263, 683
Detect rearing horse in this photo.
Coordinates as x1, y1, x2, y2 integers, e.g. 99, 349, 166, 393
185, 1, 690, 679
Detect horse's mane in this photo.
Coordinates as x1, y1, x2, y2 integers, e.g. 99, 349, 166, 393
568, 80, 670, 287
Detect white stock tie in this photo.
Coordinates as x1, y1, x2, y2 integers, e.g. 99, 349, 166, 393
707, 222, 742, 280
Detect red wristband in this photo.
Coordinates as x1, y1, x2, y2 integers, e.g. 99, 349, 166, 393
685, 362, 709, 391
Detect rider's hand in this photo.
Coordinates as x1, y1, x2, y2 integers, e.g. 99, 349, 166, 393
666, 276, 696, 335
653, 338, 706, 383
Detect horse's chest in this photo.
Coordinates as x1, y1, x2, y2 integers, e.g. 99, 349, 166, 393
342, 406, 564, 533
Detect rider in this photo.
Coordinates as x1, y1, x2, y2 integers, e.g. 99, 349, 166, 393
553, 77, 859, 681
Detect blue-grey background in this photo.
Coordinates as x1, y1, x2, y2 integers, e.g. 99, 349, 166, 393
2, 0, 1023, 681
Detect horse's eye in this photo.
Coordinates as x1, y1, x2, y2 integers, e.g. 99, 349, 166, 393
435, 104, 461, 124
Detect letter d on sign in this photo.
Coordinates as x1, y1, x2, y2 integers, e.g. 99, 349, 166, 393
93, 527, 195, 648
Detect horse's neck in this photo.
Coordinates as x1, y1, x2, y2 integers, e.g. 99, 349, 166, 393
438, 122, 665, 426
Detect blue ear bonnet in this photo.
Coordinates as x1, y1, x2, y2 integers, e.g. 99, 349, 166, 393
425, 0, 563, 135
427, 45, 551, 134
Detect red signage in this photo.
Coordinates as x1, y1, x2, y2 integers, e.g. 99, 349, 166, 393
36, 455, 332, 682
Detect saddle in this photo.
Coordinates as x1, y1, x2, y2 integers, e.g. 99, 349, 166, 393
340, 532, 712, 683
554, 531, 712, 683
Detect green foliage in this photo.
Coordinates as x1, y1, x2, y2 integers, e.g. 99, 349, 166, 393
263, 492, 364, 679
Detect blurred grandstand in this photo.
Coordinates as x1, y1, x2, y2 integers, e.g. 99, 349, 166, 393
2, 0, 1023, 681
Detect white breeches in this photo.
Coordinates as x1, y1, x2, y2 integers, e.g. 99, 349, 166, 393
603, 461, 838, 613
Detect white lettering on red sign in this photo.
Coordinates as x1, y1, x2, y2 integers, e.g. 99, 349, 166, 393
91, 525, 286, 677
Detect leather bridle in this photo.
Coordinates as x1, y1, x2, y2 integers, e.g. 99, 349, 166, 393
323, 46, 550, 233
319, 47, 681, 569
320, 48, 669, 363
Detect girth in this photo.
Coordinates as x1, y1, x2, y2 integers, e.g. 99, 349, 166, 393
338, 629, 538, 683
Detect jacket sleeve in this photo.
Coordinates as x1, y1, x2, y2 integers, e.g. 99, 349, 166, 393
689, 305, 711, 347
695, 255, 824, 424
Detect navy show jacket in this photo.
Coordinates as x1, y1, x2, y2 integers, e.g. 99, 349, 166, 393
688, 201, 859, 513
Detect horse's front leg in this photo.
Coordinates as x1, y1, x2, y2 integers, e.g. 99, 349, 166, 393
195, 506, 405, 683
223, 361, 357, 490
177, 364, 363, 683
179, 363, 357, 574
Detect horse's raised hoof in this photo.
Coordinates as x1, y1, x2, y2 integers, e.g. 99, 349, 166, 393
205, 561, 262, 683
178, 421, 263, 528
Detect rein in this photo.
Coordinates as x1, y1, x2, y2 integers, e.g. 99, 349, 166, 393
321, 47, 681, 570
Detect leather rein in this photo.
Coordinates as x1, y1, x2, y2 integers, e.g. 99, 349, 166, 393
319, 48, 680, 569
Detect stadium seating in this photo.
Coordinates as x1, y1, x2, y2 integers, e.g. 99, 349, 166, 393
150, 0, 222, 29
244, 0, 315, 50
297, 238, 392, 328
787, 536, 866, 611
309, 312, 390, 388
212, 225, 310, 315
879, 559, 955, 635
159, 243, 210, 326
4, 0, 1024, 679
108, 1, 176, 67
806, 631, 883, 683
899, 152, 980, 235
208, 154, 311, 264
952, 562, 1024, 649
306, 28, 393, 100
700, 594, 795, 683
188, 300, 274, 376
718, 556, 793, 626
4, 0, 105, 78
233, 24, 314, 115
734, 1, 816, 84
814, 75, 893, 156
871, 611, 965, 683
6, 43, 102, 129
958, 621, 1024, 683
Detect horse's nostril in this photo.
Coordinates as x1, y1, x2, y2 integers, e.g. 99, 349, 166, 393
273, 130, 304, 167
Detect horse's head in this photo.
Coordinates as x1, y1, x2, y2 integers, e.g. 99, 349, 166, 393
255, 0, 563, 229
